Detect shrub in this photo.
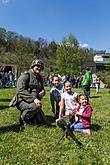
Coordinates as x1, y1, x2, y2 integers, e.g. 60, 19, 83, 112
97, 71, 110, 85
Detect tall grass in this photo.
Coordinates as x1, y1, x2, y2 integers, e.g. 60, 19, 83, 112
0, 87, 110, 165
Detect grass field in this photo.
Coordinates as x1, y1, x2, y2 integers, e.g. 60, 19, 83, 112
0, 87, 110, 165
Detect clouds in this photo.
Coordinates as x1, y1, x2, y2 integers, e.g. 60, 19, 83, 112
0, 0, 12, 4
79, 43, 88, 48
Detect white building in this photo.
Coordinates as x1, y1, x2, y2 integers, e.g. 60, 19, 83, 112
94, 54, 110, 64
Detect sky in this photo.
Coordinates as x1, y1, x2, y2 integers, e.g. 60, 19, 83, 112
0, 0, 110, 52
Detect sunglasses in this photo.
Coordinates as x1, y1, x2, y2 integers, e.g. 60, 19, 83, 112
35, 65, 44, 70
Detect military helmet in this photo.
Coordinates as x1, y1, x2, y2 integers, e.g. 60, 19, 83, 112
30, 59, 44, 69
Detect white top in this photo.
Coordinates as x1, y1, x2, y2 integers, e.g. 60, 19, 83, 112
61, 91, 78, 111
78, 105, 84, 122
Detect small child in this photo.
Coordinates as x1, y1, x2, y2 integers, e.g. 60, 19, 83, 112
50, 74, 64, 118
59, 80, 78, 120
70, 94, 93, 137
96, 77, 100, 94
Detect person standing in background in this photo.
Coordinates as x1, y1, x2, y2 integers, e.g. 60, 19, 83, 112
96, 77, 100, 94
82, 67, 93, 98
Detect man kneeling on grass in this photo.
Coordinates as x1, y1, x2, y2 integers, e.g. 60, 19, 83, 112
16, 59, 47, 127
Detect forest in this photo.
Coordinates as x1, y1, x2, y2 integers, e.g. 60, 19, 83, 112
0, 27, 109, 84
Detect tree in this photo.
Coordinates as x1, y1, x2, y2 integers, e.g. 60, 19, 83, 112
56, 34, 83, 76
0, 27, 6, 48
47, 41, 58, 73
6, 31, 18, 52
62, 33, 79, 48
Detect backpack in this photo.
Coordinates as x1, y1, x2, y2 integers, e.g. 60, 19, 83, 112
9, 71, 30, 107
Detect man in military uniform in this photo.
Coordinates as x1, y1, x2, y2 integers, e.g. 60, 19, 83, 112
17, 59, 47, 126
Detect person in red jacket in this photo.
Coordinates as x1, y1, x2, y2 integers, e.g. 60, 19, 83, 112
70, 94, 93, 137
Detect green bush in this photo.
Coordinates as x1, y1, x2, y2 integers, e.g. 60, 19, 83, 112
97, 71, 110, 85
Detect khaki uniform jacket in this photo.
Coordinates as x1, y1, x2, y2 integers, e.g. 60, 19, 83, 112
17, 69, 44, 103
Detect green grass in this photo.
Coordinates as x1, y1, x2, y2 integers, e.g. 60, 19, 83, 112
0, 87, 110, 165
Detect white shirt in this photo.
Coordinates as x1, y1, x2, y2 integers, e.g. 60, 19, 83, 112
78, 105, 84, 122
61, 91, 78, 111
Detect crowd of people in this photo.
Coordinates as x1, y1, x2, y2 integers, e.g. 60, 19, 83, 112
9, 59, 96, 139
0, 71, 16, 88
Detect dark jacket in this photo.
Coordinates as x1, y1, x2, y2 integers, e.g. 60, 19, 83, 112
17, 69, 44, 103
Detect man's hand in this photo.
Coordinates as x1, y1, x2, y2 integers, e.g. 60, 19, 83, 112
38, 90, 45, 98
34, 98, 42, 108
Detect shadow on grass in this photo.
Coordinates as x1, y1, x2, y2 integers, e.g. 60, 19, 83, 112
90, 123, 101, 131
90, 96, 101, 98
0, 123, 56, 134
37, 115, 56, 128
0, 124, 21, 134
46, 115, 56, 123
0, 116, 56, 134
0, 98, 11, 102
0, 105, 10, 110
38, 123, 56, 128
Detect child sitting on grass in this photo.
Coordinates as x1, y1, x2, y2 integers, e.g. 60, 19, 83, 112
70, 94, 93, 137
59, 80, 78, 120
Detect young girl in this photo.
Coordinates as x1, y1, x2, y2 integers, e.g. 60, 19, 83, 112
59, 80, 78, 120
70, 94, 93, 137
50, 74, 64, 118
